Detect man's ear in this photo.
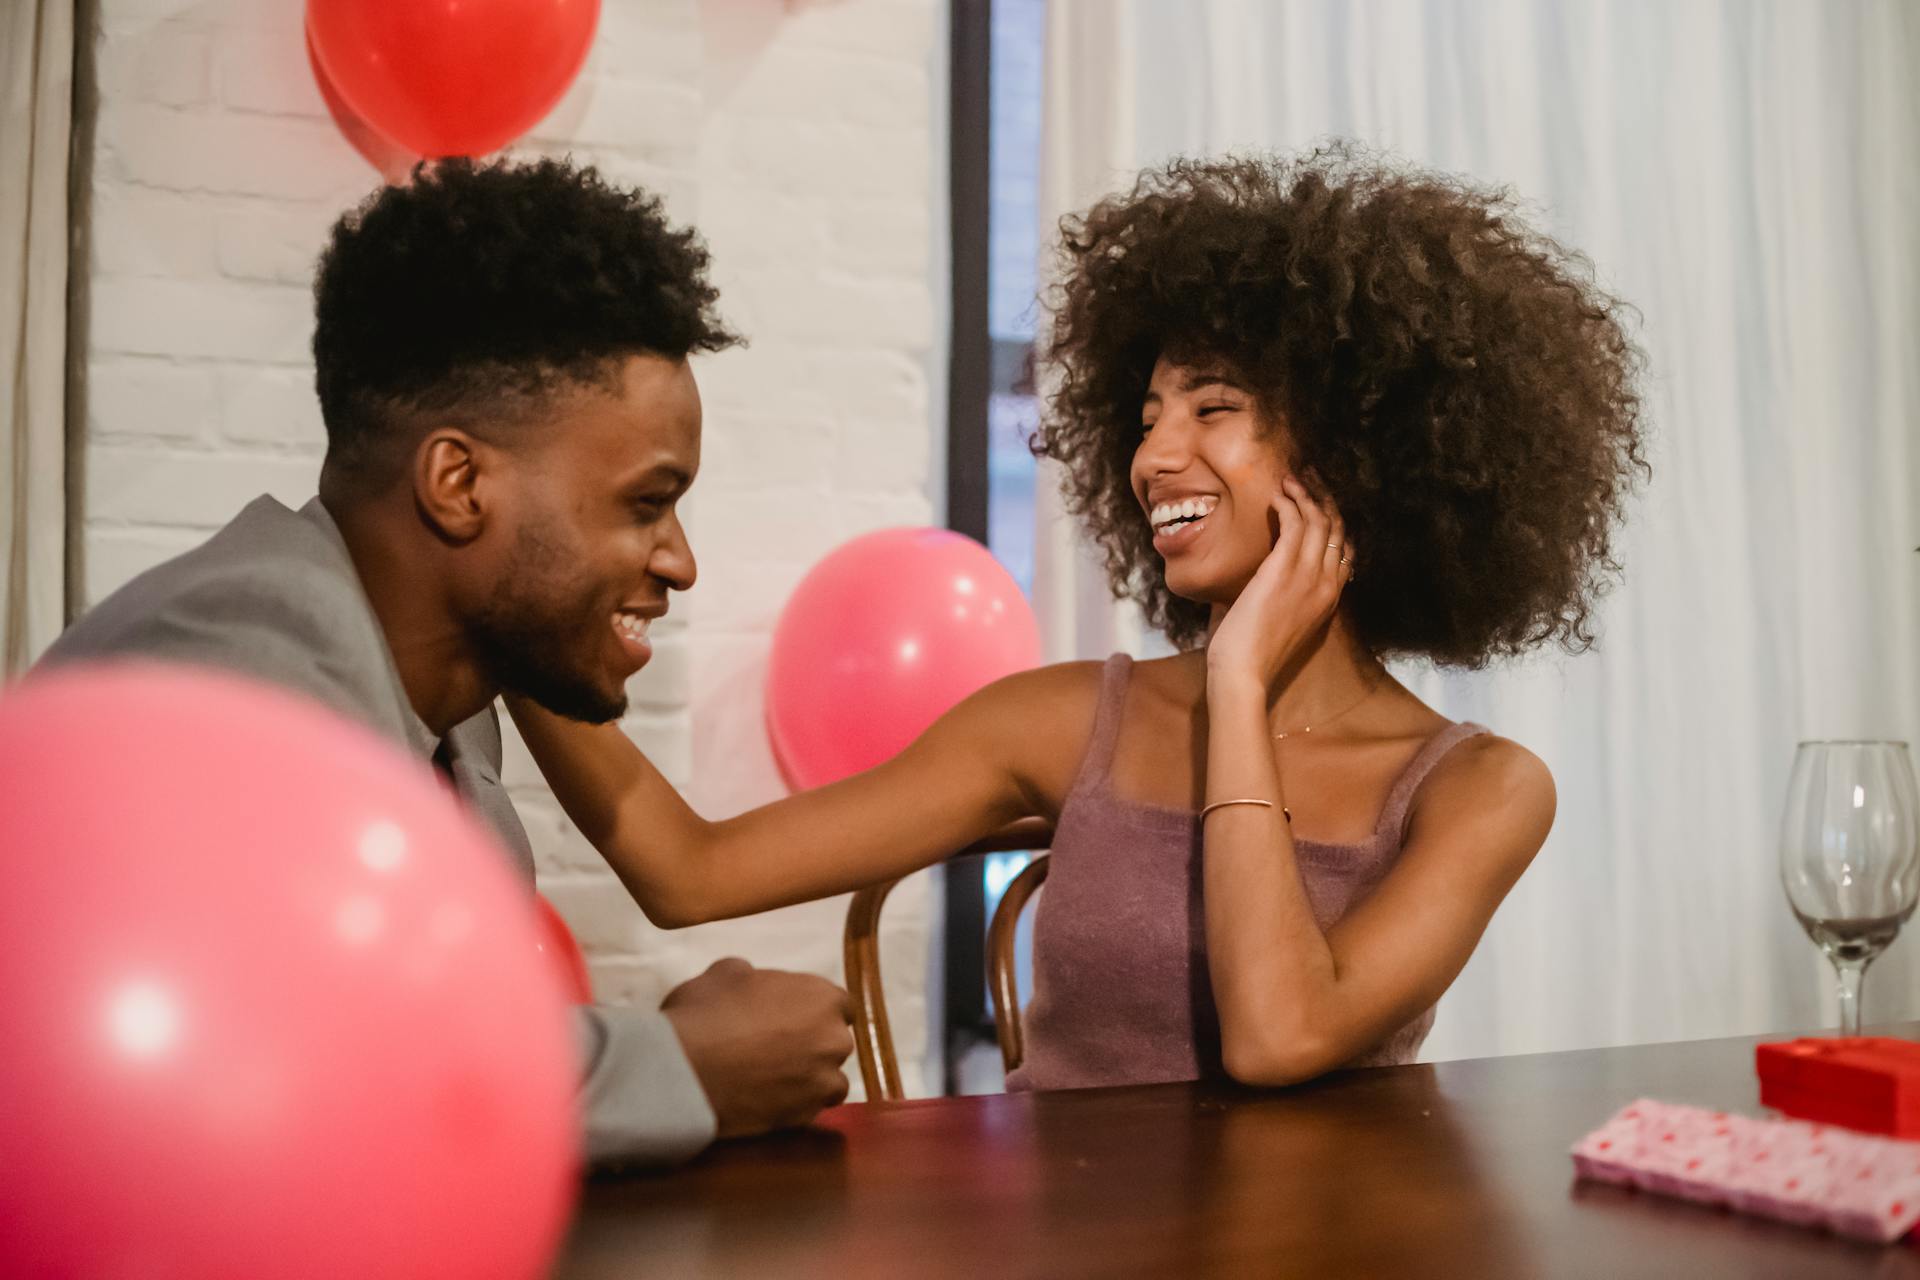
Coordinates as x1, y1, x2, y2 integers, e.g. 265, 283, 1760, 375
412, 428, 492, 544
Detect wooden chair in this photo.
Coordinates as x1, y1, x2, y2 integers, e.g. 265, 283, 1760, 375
843, 819, 1053, 1101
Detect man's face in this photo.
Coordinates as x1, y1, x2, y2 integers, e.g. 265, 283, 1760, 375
466, 354, 701, 723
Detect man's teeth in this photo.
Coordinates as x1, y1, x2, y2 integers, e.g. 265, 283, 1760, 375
614, 612, 651, 643
1149, 496, 1219, 533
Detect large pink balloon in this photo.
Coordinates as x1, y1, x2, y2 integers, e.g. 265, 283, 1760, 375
766, 528, 1042, 790
0, 665, 579, 1280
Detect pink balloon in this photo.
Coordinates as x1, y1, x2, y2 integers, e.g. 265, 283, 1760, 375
534, 893, 593, 1004
0, 665, 579, 1280
766, 528, 1042, 790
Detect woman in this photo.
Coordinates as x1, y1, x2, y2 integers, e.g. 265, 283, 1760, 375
513, 146, 1645, 1089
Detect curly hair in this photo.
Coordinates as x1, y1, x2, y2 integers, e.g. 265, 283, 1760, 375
1035, 145, 1647, 665
313, 156, 738, 481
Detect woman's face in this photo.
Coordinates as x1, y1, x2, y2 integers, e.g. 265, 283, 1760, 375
1130, 355, 1293, 608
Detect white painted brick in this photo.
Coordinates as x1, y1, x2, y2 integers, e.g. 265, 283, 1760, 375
87, 445, 320, 529
593, 18, 702, 75
540, 870, 649, 955
826, 197, 931, 276
91, 186, 219, 278
684, 554, 798, 633
616, 710, 695, 786
825, 492, 935, 542
713, 117, 931, 199
580, 956, 671, 1011
215, 30, 323, 116
83, 526, 212, 606
811, 348, 929, 425
696, 345, 924, 428
833, 415, 931, 491
700, 409, 836, 492
693, 346, 826, 419
559, 151, 697, 221
733, 269, 933, 348
533, 76, 701, 151
694, 183, 826, 273
98, 26, 213, 107
90, 277, 311, 363
213, 202, 335, 286
102, 0, 301, 33
685, 633, 783, 813
629, 629, 693, 710
100, 0, 215, 29
100, 105, 365, 201
218, 366, 324, 447
783, 2, 936, 58
724, 48, 929, 131
697, 487, 841, 557
88, 357, 218, 444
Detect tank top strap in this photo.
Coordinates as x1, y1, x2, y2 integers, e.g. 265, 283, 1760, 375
1067, 653, 1135, 797
1374, 721, 1492, 841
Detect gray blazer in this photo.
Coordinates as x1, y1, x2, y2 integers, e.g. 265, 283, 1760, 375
38, 496, 715, 1166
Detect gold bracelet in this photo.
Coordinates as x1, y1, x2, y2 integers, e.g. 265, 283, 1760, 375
1199, 798, 1276, 820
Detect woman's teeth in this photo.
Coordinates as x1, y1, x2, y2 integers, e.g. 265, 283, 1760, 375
1150, 495, 1219, 534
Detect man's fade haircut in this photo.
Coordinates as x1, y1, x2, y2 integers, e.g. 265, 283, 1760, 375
312, 156, 739, 487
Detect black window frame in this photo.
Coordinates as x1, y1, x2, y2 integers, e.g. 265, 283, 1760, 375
941, 0, 997, 1084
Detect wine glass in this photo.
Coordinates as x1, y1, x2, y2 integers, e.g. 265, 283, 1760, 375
1779, 741, 1920, 1036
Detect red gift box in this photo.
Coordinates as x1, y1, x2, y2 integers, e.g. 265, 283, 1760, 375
1756, 1037, 1920, 1137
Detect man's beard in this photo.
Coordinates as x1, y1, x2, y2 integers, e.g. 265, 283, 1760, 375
469, 525, 629, 725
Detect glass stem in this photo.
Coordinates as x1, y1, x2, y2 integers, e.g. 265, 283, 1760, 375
1832, 958, 1871, 1037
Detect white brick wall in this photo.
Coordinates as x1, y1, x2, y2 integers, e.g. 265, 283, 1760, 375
84, 0, 944, 1099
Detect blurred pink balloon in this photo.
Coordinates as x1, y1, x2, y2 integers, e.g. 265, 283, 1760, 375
766, 528, 1042, 790
307, 24, 418, 184
533, 893, 593, 1004
0, 665, 579, 1280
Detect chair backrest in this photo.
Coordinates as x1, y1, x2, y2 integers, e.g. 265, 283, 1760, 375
843, 819, 1052, 1102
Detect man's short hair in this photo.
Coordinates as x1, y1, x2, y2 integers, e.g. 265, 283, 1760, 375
312, 156, 739, 484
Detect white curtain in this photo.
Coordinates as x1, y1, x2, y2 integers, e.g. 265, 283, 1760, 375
2, 0, 74, 675
1038, 0, 1920, 1060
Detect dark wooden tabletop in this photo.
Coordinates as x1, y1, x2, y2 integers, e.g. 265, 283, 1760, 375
557, 1024, 1920, 1279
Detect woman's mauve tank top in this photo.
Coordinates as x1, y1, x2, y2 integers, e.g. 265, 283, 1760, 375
1005, 654, 1487, 1091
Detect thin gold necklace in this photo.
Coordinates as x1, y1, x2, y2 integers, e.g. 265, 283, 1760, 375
1271, 674, 1384, 741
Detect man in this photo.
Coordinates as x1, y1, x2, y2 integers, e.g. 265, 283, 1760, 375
38, 157, 853, 1166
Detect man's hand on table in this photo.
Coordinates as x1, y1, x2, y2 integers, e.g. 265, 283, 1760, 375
661, 958, 855, 1140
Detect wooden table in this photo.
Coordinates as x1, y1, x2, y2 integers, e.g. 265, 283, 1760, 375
558, 1026, 1920, 1278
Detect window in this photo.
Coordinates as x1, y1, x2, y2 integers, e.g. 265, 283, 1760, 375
944, 0, 1046, 1093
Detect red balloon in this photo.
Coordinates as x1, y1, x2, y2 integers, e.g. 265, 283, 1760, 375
533, 894, 593, 1004
0, 666, 579, 1280
307, 25, 418, 184
766, 528, 1043, 790
306, 0, 600, 159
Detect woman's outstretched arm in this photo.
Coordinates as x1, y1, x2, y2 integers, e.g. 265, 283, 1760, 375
508, 661, 1098, 926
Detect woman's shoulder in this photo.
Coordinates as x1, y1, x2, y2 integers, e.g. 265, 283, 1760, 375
1429, 731, 1553, 795
956, 659, 1118, 815
980, 657, 1110, 702
1407, 730, 1557, 868
962, 659, 1111, 749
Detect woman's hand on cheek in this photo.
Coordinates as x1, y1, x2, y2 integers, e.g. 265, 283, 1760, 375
1206, 475, 1352, 689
